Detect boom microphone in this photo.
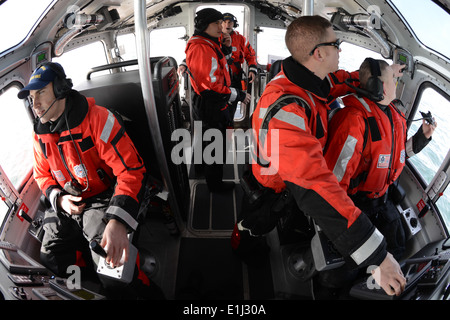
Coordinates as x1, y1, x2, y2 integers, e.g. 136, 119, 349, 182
34, 98, 57, 123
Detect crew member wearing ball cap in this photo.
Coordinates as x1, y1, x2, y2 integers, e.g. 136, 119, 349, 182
185, 8, 251, 192
221, 12, 257, 85
220, 12, 258, 118
18, 62, 164, 299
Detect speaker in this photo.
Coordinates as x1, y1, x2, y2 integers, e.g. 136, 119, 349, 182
364, 58, 384, 102
41, 62, 73, 99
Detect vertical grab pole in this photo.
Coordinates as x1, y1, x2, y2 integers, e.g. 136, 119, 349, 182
134, 0, 182, 223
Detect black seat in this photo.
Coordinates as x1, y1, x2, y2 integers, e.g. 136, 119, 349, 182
76, 58, 190, 220
268, 60, 282, 81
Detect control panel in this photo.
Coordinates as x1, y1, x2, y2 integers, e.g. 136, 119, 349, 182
310, 221, 345, 271
350, 243, 450, 300
393, 47, 414, 75
0, 240, 105, 300
30, 44, 51, 71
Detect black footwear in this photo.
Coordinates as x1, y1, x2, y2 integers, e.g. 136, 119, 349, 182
231, 226, 270, 268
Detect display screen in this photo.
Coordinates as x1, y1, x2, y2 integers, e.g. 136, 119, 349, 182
37, 51, 47, 63
398, 53, 407, 63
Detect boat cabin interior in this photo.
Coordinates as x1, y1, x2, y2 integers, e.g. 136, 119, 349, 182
0, 0, 449, 305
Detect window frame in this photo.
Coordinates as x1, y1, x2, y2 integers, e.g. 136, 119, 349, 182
406, 81, 450, 233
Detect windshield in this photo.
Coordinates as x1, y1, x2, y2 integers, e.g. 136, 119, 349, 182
390, 0, 450, 59
0, 0, 55, 54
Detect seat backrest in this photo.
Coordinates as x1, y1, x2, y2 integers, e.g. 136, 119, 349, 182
76, 58, 191, 219
77, 70, 159, 178
268, 60, 282, 81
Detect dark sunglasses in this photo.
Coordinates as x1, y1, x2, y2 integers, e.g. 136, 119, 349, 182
309, 39, 342, 56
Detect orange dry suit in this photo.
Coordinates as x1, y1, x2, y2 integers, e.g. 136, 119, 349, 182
325, 94, 431, 199
185, 32, 247, 128
33, 90, 146, 231
250, 57, 388, 268
324, 94, 431, 260
220, 30, 257, 87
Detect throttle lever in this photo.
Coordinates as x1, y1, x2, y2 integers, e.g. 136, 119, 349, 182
89, 240, 107, 258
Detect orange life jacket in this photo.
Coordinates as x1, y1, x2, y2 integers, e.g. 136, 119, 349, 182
325, 94, 407, 199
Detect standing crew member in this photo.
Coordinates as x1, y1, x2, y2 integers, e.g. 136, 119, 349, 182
231, 16, 407, 297
185, 8, 250, 192
18, 62, 163, 299
220, 12, 258, 117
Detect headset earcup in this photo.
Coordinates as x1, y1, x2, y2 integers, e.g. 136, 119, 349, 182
365, 58, 384, 101
52, 75, 63, 99
366, 76, 384, 101
194, 16, 207, 32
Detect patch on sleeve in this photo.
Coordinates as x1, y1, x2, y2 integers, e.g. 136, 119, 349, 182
52, 170, 66, 182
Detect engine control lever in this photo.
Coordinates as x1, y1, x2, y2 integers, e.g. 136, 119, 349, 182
89, 240, 107, 258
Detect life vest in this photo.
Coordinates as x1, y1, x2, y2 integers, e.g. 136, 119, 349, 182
33, 92, 146, 230
250, 63, 388, 268
252, 70, 348, 193
220, 31, 257, 77
326, 94, 407, 199
185, 34, 231, 96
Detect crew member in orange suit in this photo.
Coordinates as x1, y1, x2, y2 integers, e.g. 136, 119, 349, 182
324, 58, 436, 261
18, 62, 164, 299
231, 16, 407, 298
220, 12, 258, 116
185, 8, 250, 192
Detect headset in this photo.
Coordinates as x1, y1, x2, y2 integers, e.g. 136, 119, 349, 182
40, 62, 86, 196
344, 58, 384, 102
41, 62, 73, 100
364, 58, 384, 102
194, 15, 208, 32
33, 62, 73, 123
223, 13, 239, 28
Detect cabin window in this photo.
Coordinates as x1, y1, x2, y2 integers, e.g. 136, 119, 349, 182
339, 42, 392, 71
0, 201, 9, 228
256, 27, 290, 66
149, 27, 187, 68
53, 41, 109, 86
0, 86, 34, 189
408, 86, 450, 229
116, 33, 138, 62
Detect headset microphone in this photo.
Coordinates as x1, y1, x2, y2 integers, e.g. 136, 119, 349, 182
34, 98, 58, 123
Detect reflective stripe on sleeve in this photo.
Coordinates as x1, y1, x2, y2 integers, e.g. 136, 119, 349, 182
259, 107, 267, 119
350, 228, 384, 265
106, 205, 138, 231
100, 110, 116, 143
333, 135, 358, 182
210, 57, 218, 83
273, 109, 306, 131
229, 88, 238, 102
405, 137, 415, 158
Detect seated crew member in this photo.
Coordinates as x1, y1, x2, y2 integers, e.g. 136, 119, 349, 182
185, 8, 251, 192
18, 62, 163, 299
325, 58, 436, 262
231, 15, 407, 297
